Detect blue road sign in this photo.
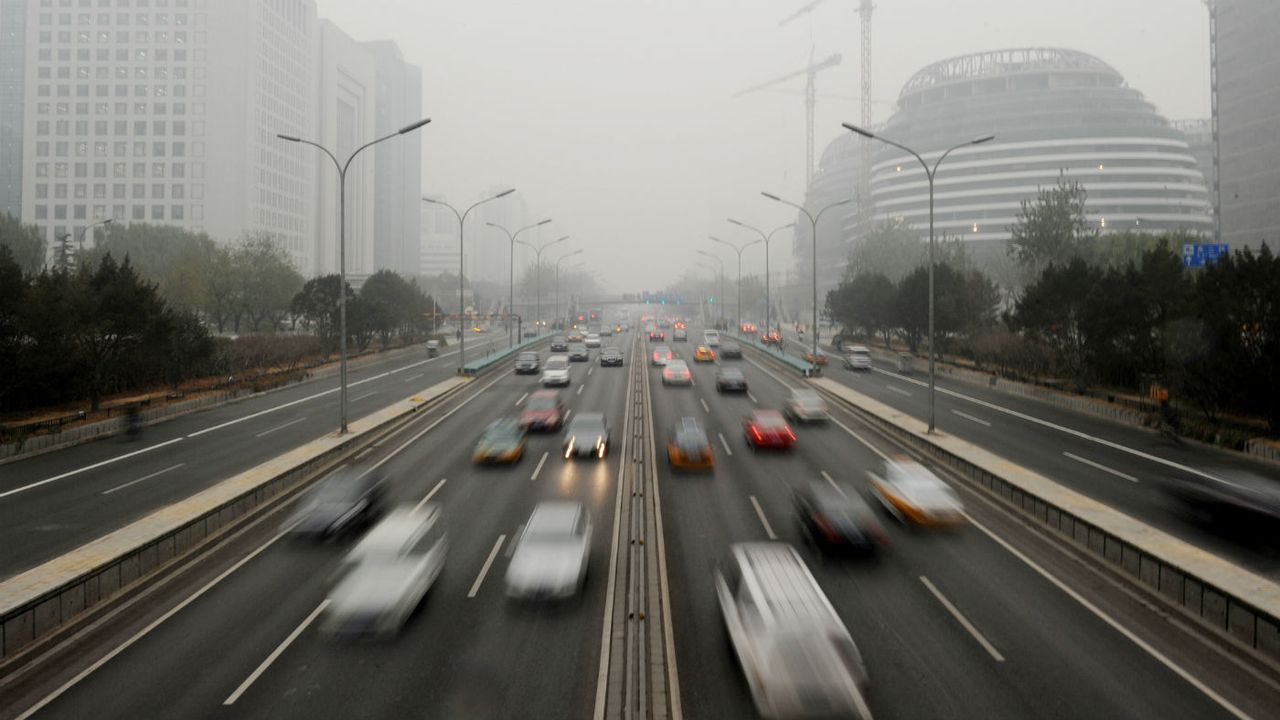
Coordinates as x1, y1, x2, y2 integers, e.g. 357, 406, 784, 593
1183, 243, 1229, 268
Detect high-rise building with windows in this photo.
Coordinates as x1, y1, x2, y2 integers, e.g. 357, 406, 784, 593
0, 0, 28, 218
364, 40, 421, 278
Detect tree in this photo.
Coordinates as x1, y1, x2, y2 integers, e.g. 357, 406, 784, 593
1010, 257, 1103, 386
826, 271, 895, 347
291, 275, 351, 350
1007, 173, 1098, 274
232, 234, 303, 333
895, 267, 930, 354
0, 213, 47, 275
0, 247, 27, 406
360, 269, 423, 345
846, 220, 926, 282
83, 222, 216, 280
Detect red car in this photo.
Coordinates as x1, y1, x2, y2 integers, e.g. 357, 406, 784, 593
744, 410, 796, 451
519, 390, 566, 431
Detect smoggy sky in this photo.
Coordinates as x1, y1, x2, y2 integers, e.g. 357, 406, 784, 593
320, 0, 1211, 291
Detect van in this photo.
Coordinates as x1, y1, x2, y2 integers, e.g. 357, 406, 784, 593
715, 543, 871, 719
703, 329, 721, 348
426, 340, 440, 358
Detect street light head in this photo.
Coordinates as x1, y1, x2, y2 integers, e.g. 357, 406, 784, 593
485, 221, 502, 229
398, 118, 431, 134
761, 192, 782, 202
841, 123, 875, 139
535, 218, 552, 227
495, 188, 516, 199
727, 218, 747, 228
102, 219, 113, 226
276, 133, 301, 143
971, 134, 996, 145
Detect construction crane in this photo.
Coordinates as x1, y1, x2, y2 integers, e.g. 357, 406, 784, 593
734, 48, 842, 186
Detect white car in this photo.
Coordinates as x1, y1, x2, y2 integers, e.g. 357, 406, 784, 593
703, 329, 721, 347
784, 389, 829, 423
505, 501, 591, 600
540, 355, 571, 386
842, 345, 873, 371
584, 333, 602, 348
322, 504, 448, 638
867, 456, 965, 526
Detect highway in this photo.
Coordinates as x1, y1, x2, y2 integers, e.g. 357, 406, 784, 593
5, 320, 1275, 720
0, 331, 513, 580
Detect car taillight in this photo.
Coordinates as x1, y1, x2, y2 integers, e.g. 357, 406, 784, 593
785, 428, 797, 441
750, 426, 763, 441
813, 514, 840, 542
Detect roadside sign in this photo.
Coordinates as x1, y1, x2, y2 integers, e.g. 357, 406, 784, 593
1183, 242, 1229, 268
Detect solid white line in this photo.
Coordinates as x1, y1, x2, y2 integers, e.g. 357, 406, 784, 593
360, 372, 505, 476
749, 495, 777, 540
886, 384, 912, 397
350, 391, 378, 403
747, 391, 758, 403
505, 525, 524, 557
588, 366, 594, 376
12, 527, 290, 720
467, 535, 507, 598
101, 463, 184, 495
530, 451, 549, 481
951, 409, 991, 427
1063, 451, 1140, 483
919, 576, 1005, 662
413, 478, 447, 512
964, 513, 1254, 720
828, 416, 892, 462
820, 470, 846, 496
700, 398, 710, 413
577, 384, 585, 395
0, 437, 184, 500
224, 599, 330, 705
515, 392, 529, 407
254, 416, 307, 438
403, 372, 425, 383
563, 409, 573, 423
718, 432, 733, 456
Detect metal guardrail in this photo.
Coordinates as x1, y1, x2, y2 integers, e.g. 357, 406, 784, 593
461, 334, 550, 375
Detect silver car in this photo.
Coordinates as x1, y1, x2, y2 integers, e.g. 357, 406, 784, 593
784, 388, 829, 422
322, 504, 448, 638
505, 501, 592, 600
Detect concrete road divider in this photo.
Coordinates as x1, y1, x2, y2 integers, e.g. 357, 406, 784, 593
810, 377, 1280, 666
0, 375, 469, 663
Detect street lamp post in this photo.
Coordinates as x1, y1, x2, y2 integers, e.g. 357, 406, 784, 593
277, 117, 429, 434
694, 249, 725, 327
843, 122, 994, 433
708, 235, 761, 333
487, 218, 551, 346
695, 261, 719, 326
76, 218, 113, 262
423, 189, 517, 376
761, 193, 852, 368
727, 219, 793, 338
517, 235, 569, 333
554, 250, 584, 329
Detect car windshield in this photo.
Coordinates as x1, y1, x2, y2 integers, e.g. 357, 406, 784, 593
754, 412, 786, 428
546, 358, 569, 370
719, 369, 744, 380
569, 415, 606, 435
312, 474, 367, 503
526, 395, 558, 410
518, 352, 538, 361
667, 361, 689, 372
482, 421, 522, 442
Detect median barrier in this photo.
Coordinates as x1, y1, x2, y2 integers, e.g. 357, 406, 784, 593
0, 375, 469, 663
461, 334, 550, 375
809, 377, 1280, 665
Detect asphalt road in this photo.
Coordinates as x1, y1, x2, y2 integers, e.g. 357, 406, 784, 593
9, 323, 1274, 720
0, 331, 513, 580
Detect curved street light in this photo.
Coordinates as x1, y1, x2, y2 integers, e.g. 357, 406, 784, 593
423, 188, 516, 375
842, 122, 994, 433
694, 249, 725, 326
487, 218, 551, 346
278, 117, 430, 433
517, 235, 570, 332
77, 218, 113, 261
708, 235, 762, 333
727, 219, 793, 337
554, 249, 585, 329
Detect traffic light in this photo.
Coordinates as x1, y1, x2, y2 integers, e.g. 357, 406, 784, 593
708, 296, 715, 304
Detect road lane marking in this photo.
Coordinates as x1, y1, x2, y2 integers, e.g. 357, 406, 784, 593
467, 534, 507, 598
886, 385, 912, 397
1062, 451, 1139, 483
530, 451, 549, 481
505, 525, 523, 557
351, 391, 378, 403
254, 416, 307, 438
563, 409, 572, 423
403, 372, 425, 383
951, 409, 991, 427
919, 576, 1005, 662
224, 599, 330, 705
413, 478, 448, 512
820, 470, 846, 496
588, 366, 594, 376
749, 495, 777, 540
828, 416, 892, 462
0, 437, 185, 500
700, 398, 710, 413
718, 432, 733, 456
964, 513, 1255, 720
515, 392, 528, 406
747, 391, 758, 403
102, 463, 184, 495
577, 384, 585, 395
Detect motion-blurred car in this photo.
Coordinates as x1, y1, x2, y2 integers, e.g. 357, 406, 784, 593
563, 412, 610, 459
667, 417, 714, 471
506, 501, 592, 600
540, 355, 571, 387
568, 343, 590, 361
514, 351, 540, 374
549, 335, 569, 352
651, 345, 673, 366
673, 328, 688, 342
566, 330, 585, 343
693, 345, 716, 362
600, 347, 624, 366
803, 349, 829, 366
585, 333, 602, 348
715, 543, 872, 720
662, 360, 693, 386
703, 329, 721, 347
720, 342, 743, 359
519, 389, 566, 431
760, 331, 782, 346
600, 326, 613, 337
1161, 468, 1280, 524
867, 457, 965, 526
842, 345, 873, 371
740, 322, 757, 334
715, 367, 748, 393
784, 389, 829, 423
744, 410, 796, 451
425, 340, 440, 358
287, 467, 388, 539
472, 418, 528, 464
794, 480, 888, 555
322, 504, 448, 638
648, 326, 665, 342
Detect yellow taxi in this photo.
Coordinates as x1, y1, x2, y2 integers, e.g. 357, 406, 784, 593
667, 417, 714, 471
693, 345, 716, 363
866, 456, 965, 526
803, 349, 829, 365
472, 419, 527, 464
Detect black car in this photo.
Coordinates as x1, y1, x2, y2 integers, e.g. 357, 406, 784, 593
715, 367, 748, 392
794, 480, 888, 555
514, 351, 540, 374
600, 347, 624, 366
286, 468, 387, 539
550, 336, 569, 352
563, 413, 609, 459
720, 342, 743, 359
568, 343, 590, 362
